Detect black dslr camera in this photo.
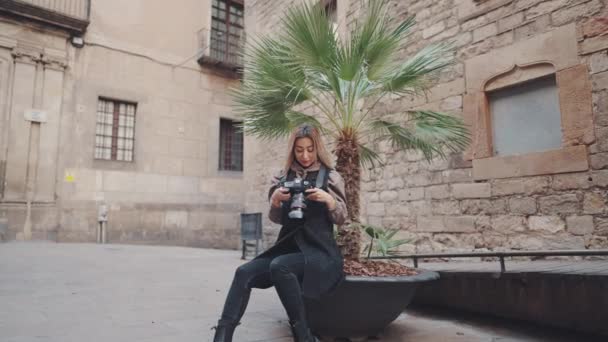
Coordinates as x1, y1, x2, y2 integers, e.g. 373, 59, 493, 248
281, 177, 315, 219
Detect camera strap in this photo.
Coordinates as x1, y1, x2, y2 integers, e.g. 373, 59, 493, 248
316, 165, 327, 189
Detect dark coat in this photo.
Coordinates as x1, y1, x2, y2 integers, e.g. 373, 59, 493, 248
253, 166, 347, 300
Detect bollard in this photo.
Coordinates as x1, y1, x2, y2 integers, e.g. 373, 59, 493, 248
97, 204, 108, 244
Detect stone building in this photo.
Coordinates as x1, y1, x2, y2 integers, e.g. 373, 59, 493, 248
245, 0, 608, 252
0, 0, 265, 248
2, 0, 607, 253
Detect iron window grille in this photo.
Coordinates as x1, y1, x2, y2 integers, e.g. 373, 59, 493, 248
95, 98, 136, 162
210, 0, 244, 65
219, 118, 243, 171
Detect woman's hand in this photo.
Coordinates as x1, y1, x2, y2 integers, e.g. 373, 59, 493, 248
305, 188, 336, 210
271, 187, 291, 208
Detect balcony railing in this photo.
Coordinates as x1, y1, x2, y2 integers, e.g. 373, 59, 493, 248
0, 0, 90, 34
197, 28, 245, 78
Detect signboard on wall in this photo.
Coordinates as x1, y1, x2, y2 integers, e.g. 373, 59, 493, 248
24, 109, 47, 123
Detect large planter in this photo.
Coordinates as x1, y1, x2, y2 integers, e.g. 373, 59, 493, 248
304, 270, 440, 338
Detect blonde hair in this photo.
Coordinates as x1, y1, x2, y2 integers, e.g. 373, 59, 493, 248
283, 124, 334, 175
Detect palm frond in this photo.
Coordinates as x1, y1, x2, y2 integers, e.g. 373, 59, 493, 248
380, 41, 453, 95
358, 141, 384, 169
369, 111, 471, 161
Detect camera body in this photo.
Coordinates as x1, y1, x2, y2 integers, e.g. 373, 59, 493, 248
281, 177, 315, 219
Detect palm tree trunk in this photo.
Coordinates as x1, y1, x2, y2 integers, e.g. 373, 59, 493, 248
334, 131, 362, 261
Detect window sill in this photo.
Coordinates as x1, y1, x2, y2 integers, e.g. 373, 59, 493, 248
472, 145, 589, 180
217, 170, 244, 178
92, 158, 137, 172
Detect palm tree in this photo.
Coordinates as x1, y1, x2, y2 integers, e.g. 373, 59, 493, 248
233, 0, 470, 262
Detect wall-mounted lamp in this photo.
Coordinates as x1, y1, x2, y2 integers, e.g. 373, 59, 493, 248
70, 36, 85, 48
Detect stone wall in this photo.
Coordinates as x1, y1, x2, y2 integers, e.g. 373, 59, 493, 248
0, 0, 252, 248
245, 0, 608, 253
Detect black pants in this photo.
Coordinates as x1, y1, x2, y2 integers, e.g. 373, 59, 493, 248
220, 240, 306, 324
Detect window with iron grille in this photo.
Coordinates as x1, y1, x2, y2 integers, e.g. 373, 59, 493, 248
219, 118, 243, 171
210, 0, 244, 65
95, 98, 136, 162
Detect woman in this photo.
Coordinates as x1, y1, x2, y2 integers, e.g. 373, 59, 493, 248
212, 124, 348, 342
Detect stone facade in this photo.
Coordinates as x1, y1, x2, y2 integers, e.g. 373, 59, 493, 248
245, 0, 608, 252
0, 0, 260, 248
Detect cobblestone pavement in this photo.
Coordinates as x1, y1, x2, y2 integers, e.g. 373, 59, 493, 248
0, 242, 595, 342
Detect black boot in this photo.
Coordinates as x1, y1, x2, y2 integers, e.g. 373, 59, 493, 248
289, 320, 319, 342
212, 319, 240, 342
213, 288, 251, 342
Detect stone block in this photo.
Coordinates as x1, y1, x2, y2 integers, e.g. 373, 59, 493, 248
386, 203, 410, 217
551, 0, 602, 26
590, 170, 608, 188
103, 171, 136, 192
592, 71, 608, 91
415, 216, 445, 232
594, 127, 608, 152
581, 16, 608, 38
525, 0, 568, 20
183, 158, 205, 177
508, 235, 545, 250
592, 91, 608, 127
164, 211, 188, 229
167, 176, 199, 194
514, 14, 552, 41
380, 190, 398, 202
453, 32, 474, 48
168, 138, 200, 159
475, 215, 492, 231
458, 0, 511, 22
473, 23, 498, 42
381, 216, 402, 229
590, 153, 608, 170
366, 203, 385, 216
590, 51, 608, 74
425, 185, 450, 199
387, 178, 404, 190
498, 11, 524, 32
552, 172, 593, 190
398, 187, 425, 201
556, 65, 595, 146
445, 216, 477, 233
141, 134, 169, 155
135, 173, 167, 193
596, 217, 608, 236
443, 168, 473, 183
408, 200, 432, 216
452, 183, 491, 199
543, 233, 586, 249
491, 215, 527, 234
583, 191, 606, 214
141, 211, 164, 230
566, 215, 595, 235
423, 21, 446, 39
461, 199, 507, 215
431, 201, 461, 215
538, 194, 580, 214
473, 146, 589, 180
427, 78, 465, 102
491, 30, 515, 47
148, 155, 183, 175
581, 34, 608, 55
528, 215, 565, 233
508, 197, 537, 215
492, 176, 549, 195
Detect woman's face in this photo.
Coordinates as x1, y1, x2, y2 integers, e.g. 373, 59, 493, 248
294, 137, 316, 168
